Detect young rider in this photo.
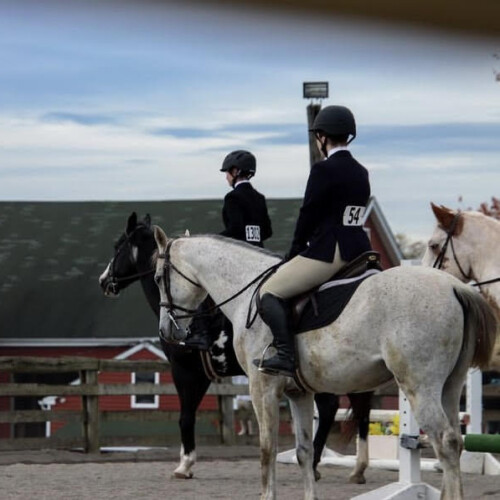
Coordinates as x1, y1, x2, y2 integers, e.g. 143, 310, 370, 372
219, 150, 272, 247
253, 105, 373, 377
184, 150, 273, 350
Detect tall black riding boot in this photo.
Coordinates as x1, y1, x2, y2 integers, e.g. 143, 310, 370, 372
252, 293, 295, 377
183, 299, 216, 351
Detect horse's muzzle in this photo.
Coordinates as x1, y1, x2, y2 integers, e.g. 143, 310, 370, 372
159, 314, 189, 343
99, 277, 120, 297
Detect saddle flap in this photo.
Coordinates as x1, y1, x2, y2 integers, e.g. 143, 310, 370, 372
290, 252, 382, 334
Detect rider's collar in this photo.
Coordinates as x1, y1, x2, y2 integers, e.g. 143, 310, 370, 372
234, 180, 251, 188
327, 146, 348, 158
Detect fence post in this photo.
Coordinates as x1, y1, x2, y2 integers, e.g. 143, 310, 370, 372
219, 393, 236, 445
81, 368, 100, 453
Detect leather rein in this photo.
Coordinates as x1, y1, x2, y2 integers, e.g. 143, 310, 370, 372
432, 212, 500, 288
157, 238, 281, 331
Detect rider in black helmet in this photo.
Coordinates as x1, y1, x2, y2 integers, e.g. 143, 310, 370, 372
219, 150, 272, 247
253, 105, 373, 377
184, 150, 273, 350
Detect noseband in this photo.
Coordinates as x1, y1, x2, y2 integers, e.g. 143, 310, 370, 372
433, 212, 500, 288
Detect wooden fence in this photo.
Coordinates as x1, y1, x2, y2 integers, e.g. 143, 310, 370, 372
0, 356, 248, 453
1, 357, 499, 454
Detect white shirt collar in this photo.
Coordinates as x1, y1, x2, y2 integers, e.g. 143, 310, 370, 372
234, 180, 251, 188
327, 146, 348, 158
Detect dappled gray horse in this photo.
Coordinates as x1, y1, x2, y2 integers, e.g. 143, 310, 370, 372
153, 227, 497, 500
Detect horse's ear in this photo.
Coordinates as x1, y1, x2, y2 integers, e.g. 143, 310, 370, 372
153, 225, 168, 250
430, 203, 456, 230
126, 212, 138, 234
184, 229, 190, 237
144, 214, 151, 227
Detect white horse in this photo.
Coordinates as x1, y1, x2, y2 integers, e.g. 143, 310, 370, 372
422, 203, 500, 370
153, 227, 497, 500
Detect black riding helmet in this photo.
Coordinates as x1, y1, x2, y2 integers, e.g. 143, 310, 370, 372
310, 105, 356, 144
220, 150, 256, 177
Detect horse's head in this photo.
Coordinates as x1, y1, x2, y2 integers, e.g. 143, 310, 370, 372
153, 225, 207, 343
422, 202, 472, 281
99, 212, 155, 296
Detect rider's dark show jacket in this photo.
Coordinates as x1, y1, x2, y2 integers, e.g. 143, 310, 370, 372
289, 150, 372, 262
221, 181, 272, 247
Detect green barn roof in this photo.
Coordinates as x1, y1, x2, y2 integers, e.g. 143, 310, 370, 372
0, 198, 400, 343
0, 200, 302, 341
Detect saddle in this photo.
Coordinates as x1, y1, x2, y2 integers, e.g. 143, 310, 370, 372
290, 251, 382, 334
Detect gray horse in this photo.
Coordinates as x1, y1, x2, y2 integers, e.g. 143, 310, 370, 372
153, 226, 497, 500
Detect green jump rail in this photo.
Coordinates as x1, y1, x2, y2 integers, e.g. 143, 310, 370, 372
464, 434, 500, 454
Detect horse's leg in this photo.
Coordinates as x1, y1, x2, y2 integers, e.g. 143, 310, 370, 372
170, 358, 211, 479
312, 393, 338, 481
250, 374, 284, 500
347, 392, 372, 484
401, 385, 463, 500
436, 347, 472, 499
288, 391, 318, 500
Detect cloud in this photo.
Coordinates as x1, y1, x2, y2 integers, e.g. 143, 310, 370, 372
149, 127, 218, 139
41, 112, 117, 126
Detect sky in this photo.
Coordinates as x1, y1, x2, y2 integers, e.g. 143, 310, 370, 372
0, 0, 499, 241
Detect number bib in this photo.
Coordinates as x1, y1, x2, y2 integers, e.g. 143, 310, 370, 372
343, 206, 365, 226
245, 225, 261, 242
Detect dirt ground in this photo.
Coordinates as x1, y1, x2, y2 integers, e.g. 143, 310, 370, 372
1, 445, 500, 500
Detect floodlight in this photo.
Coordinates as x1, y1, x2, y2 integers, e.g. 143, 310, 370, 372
303, 82, 328, 99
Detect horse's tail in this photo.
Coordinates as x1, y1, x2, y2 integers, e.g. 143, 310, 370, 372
453, 286, 498, 370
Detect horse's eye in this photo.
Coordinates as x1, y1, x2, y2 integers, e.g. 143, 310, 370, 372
154, 275, 161, 285
429, 243, 439, 252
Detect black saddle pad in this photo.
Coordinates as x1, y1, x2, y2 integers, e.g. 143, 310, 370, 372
294, 269, 379, 334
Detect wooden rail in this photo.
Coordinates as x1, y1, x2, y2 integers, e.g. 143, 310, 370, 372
0, 356, 248, 453
1, 357, 499, 453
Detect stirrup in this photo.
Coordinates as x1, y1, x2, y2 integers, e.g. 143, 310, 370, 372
252, 342, 275, 370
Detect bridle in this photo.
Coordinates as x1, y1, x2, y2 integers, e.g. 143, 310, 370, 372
432, 211, 500, 288
157, 239, 202, 332
157, 238, 281, 334
105, 226, 154, 294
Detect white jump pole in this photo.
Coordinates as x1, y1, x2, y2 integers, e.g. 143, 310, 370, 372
352, 389, 440, 500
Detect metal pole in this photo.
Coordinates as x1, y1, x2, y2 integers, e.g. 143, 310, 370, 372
306, 103, 323, 167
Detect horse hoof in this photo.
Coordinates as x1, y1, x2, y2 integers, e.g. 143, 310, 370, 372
348, 475, 366, 484
314, 469, 321, 482
173, 471, 194, 479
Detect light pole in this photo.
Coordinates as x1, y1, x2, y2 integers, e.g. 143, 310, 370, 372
303, 81, 328, 167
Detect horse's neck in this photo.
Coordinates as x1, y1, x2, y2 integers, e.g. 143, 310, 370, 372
138, 241, 160, 318
140, 276, 160, 318
467, 216, 500, 308
180, 237, 279, 320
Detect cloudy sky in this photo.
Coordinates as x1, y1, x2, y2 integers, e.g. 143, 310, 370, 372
1, 0, 499, 240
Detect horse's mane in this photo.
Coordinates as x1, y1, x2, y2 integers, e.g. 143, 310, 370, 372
201, 234, 282, 259
151, 233, 282, 266
464, 209, 500, 228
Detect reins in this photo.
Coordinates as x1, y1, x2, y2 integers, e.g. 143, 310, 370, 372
157, 238, 282, 328
433, 211, 500, 288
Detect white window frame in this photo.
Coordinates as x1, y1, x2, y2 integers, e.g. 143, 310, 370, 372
131, 371, 160, 409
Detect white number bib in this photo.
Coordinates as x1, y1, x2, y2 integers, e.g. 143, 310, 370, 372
342, 205, 365, 226
245, 225, 261, 242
